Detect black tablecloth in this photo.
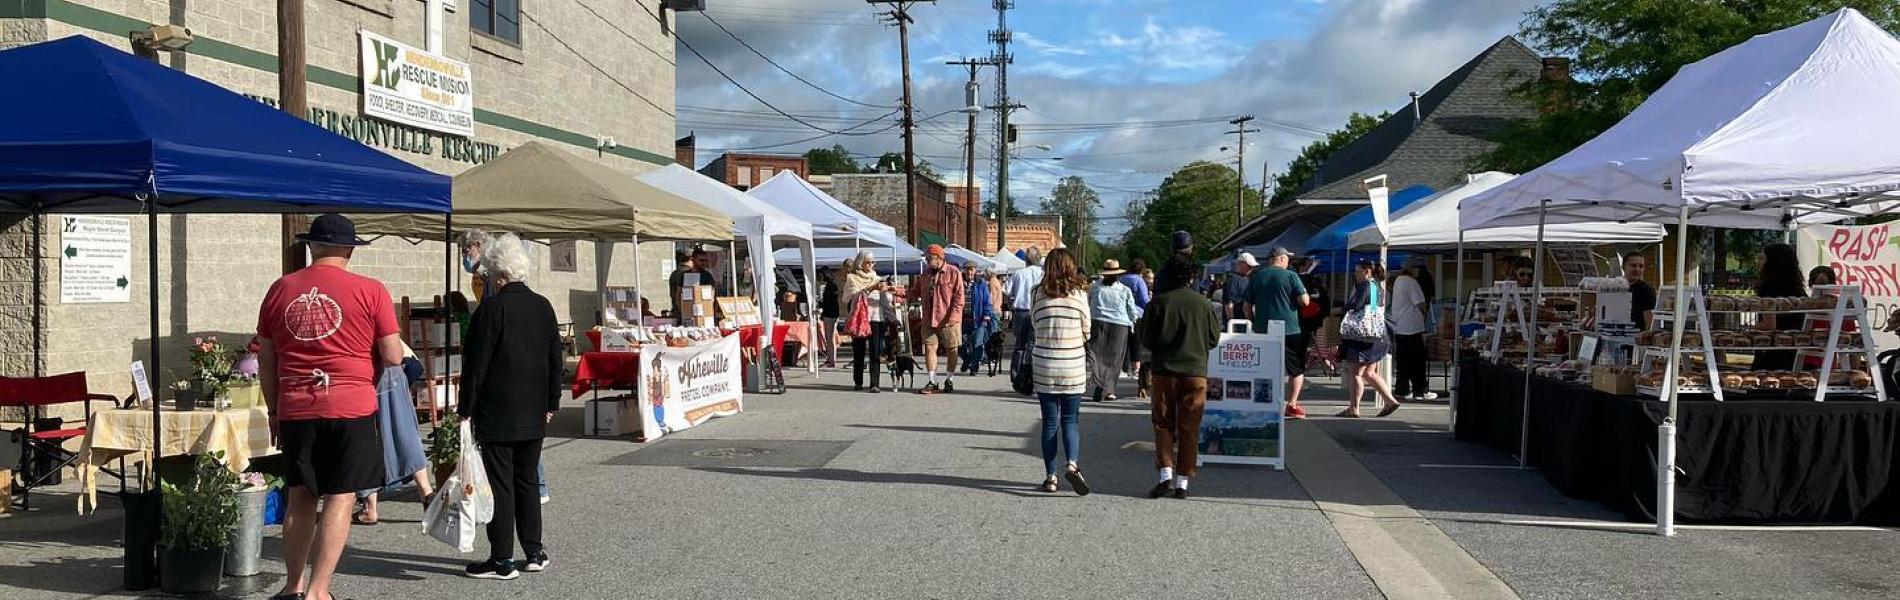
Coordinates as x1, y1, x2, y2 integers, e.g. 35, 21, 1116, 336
1454, 360, 1900, 524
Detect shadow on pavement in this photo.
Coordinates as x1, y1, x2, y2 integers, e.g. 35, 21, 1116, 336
692, 466, 1051, 498
845, 423, 1023, 438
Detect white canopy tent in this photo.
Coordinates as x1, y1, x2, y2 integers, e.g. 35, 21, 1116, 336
749, 170, 903, 248
1348, 172, 1667, 250
989, 250, 1026, 274
774, 245, 926, 275
944, 245, 998, 271
1456, 8, 1900, 537
638, 164, 817, 370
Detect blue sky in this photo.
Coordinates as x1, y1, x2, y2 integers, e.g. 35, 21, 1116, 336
675, 0, 1544, 238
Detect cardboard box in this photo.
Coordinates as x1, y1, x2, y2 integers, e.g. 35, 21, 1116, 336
1591, 365, 1637, 395
584, 396, 634, 436
697, 285, 716, 301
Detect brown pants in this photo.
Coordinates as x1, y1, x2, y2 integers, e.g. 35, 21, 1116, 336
1150, 372, 1208, 477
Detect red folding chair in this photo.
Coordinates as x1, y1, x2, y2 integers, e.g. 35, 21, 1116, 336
1, 372, 120, 510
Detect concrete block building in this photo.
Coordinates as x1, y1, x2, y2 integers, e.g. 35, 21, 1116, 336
0, 0, 681, 399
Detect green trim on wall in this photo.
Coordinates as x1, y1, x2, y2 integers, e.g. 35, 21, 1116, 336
0, 0, 49, 19
25, 0, 672, 166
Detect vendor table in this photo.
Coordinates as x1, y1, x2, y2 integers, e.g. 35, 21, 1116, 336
76, 407, 276, 513
1455, 360, 1900, 524
573, 349, 643, 398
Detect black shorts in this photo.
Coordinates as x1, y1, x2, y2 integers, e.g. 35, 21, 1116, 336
1284, 331, 1310, 377
279, 415, 385, 497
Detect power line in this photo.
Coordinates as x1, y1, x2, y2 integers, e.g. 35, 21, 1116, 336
520, 9, 673, 117
700, 11, 897, 109
572, 0, 673, 66
676, 26, 874, 134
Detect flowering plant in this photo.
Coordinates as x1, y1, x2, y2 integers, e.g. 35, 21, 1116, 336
234, 471, 282, 492
189, 336, 239, 402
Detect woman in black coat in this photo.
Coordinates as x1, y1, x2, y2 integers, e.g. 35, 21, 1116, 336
456, 233, 564, 581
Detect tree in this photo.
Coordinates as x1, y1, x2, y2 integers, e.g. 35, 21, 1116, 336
982, 195, 1026, 219
870, 152, 942, 179
803, 144, 861, 175
1478, 0, 1900, 172
1042, 176, 1102, 254
1270, 112, 1387, 206
1119, 162, 1265, 266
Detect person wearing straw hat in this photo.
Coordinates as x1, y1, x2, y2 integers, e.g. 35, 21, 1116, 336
256, 214, 403, 600
1088, 259, 1139, 402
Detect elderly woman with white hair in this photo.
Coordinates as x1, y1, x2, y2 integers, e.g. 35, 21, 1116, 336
839, 251, 892, 393
455, 233, 563, 580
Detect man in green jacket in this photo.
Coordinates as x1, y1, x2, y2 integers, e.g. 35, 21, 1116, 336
1136, 255, 1223, 499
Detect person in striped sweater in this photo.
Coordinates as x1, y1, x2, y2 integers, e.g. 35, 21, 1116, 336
1030, 248, 1093, 495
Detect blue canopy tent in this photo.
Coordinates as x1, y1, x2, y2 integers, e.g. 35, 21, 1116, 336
1301, 185, 1434, 274
1207, 221, 1322, 275
0, 36, 450, 509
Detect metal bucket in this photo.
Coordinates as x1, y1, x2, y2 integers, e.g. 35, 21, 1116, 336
224, 489, 269, 577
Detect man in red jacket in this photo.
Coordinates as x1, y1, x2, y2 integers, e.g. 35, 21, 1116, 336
909, 245, 966, 394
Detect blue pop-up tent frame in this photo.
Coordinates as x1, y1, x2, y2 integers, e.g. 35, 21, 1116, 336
1302, 185, 1434, 274
0, 36, 451, 497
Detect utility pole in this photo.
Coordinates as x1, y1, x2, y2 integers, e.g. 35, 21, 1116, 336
1227, 115, 1259, 229
990, 0, 1015, 252
279, 0, 308, 274
872, 1, 932, 245
947, 58, 995, 250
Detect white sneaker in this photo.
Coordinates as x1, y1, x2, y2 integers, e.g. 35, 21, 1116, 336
540, 494, 551, 505
1418, 392, 1438, 400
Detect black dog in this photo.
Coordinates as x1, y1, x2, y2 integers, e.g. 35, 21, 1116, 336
985, 334, 1005, 377
887, 354, 917, 390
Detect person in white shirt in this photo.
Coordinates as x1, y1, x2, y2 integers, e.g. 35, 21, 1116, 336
1388, 258, 1435, 401
1004, 247, 1046, 357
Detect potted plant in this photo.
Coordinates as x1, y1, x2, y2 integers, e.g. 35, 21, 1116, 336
224, 471, 280, 578
189, 336, 239, 407
428, 414, 462, 489
170, 380, 197, 412
159, 451, 239, 594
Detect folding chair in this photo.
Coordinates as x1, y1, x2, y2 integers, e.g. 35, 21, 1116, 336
1, 372, 121, 510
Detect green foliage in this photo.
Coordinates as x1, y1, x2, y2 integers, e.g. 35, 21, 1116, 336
1119, 162, 1266, 267
869, 152, 942, 179
1478, 0, 1900, 171
983, 195, 1027, 219
1043, 176, 1102, 253
160, 451, 240, 551
430, 414, 461, 467
1270, 112, 1387, 206
802, 144, 861, 176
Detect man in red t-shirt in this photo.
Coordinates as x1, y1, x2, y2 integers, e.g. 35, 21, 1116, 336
257, 214, 403, 600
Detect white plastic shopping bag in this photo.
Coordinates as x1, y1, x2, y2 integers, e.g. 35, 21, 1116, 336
423, 420, 494, 552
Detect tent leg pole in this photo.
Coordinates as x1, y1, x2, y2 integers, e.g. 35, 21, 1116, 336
1452, 231, 1464, 430
1659, 206, 1690, 538
441, 214, 453, 425
633, 231, 643, 328
1520, 199, 1548, 468
148, 201, 162, 480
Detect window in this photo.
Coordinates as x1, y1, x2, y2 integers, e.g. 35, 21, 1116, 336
737, 168, 752, 187
472, 0, 520, 44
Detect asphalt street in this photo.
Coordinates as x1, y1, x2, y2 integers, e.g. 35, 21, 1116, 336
3, 368, 1898, 599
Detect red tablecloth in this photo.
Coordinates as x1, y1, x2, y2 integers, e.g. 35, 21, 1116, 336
585, 330, 602, 352
572, 350, 642, 398
589, 326, 766, 353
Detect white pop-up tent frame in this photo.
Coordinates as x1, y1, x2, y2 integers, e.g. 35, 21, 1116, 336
1347, 171, 1668, 429
1458, 8, 1900, 537
638, 164, 818, 373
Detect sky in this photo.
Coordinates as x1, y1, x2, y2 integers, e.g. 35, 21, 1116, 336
672, 0, 1547, 238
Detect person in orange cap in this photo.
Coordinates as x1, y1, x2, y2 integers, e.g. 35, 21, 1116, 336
908, 244, 965, 394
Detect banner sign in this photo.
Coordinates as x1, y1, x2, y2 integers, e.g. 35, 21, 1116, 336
359, 30, 474, 137
1797, 223, 1899, 348
1199, 320, 1287, 469
60, 216, 131, 304
637, 333, 744, 441
1366, 174, 1391, 237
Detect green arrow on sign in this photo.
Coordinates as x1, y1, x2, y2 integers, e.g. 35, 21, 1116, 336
64, 246, 77, 258
117, 277, 129, 289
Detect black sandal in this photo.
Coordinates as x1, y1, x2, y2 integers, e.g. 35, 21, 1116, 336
1039, 476, 1059, 493
1064, 466, 1091, 496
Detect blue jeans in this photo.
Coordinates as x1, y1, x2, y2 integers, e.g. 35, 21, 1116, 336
537, 461, 548, 497
961, 318, 994, 373
1037, 393, 1082, 476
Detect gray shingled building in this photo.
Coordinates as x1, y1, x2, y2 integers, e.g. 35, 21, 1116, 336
1217, 37, 1550, 252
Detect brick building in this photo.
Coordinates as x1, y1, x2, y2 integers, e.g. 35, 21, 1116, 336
698, 152, 808, 190
986, 215, 1063, 257
823, 173, 991, 251
0, 1, 680, 397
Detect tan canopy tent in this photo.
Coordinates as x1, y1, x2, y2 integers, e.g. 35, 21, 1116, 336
356, 141, 732, 242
